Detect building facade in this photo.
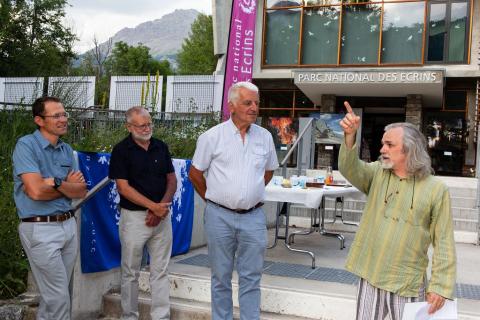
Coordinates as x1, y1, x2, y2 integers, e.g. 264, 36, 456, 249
213, 0, 480, 177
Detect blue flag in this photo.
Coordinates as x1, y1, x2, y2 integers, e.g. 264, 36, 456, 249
77, 152, 194, 273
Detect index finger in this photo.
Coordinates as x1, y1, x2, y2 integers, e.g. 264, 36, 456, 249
344, 101, 355, 115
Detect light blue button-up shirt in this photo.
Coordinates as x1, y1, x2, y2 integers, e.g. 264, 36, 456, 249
13, 130, 76, 218
192, 119, 279, 210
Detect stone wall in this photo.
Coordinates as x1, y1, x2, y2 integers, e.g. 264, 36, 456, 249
405, 94, 422, 128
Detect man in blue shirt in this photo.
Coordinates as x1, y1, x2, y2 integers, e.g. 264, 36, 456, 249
13, 96, 87, 320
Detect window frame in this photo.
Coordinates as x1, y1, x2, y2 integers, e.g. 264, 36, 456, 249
261, 0, 472, 68
424, 0, 471, 64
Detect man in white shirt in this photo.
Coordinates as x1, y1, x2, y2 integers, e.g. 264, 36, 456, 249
189, 81, 279, 320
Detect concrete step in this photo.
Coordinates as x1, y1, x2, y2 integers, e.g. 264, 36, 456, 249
286, 215, 478, 242
101, 292, 313, 320
451, 197, 478, 209
293, 201, 479, 218
289, 204, 479, 233
452, 207, 479, 220
142, 267, 359, 320
454, 218, 479, 232
98, 293, 311, 320
448, 187, 477, 198
112, 263, 480, 320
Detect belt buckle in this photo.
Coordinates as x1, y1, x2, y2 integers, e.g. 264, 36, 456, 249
60, 212, 68, 221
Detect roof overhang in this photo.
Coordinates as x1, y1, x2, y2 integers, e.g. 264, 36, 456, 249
293, 68, 445, 108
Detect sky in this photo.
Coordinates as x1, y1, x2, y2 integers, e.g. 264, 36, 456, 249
64, 0, 212, 54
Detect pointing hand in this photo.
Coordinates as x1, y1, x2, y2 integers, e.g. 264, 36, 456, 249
339, 101, 360, 135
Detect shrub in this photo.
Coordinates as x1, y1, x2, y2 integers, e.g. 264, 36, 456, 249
0, 109, 35, 298
0, 108, 219, 298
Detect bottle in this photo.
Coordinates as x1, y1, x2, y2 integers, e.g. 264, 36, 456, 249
325, 166, 333, 185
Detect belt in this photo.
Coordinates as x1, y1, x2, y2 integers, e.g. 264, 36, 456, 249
207, 200, 264, 214
21, 210, 75, 223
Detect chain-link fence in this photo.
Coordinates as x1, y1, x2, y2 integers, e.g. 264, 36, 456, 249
0, 103, 220, 157
166, 75, 223, 113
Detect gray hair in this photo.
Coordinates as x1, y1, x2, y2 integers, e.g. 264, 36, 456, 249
227, 81, 259, 103
125, 106, 150, 123
384, 122, 433, 179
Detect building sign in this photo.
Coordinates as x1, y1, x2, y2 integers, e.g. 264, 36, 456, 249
221, 0, 258, 120
295, 70, 443, 84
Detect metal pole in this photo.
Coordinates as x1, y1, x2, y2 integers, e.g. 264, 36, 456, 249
476, 79, 480, 245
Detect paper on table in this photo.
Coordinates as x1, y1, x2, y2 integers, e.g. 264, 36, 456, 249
402, 300, 457, 320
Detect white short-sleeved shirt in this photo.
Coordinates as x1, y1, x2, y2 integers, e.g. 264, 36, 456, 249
192, 119, 279, 210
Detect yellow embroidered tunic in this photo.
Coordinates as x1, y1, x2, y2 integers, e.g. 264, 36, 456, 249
339, 143, 456, 299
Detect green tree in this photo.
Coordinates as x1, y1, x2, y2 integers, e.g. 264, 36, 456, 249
0, 0, 77, 76
177, 14, 216, 75
105, 41, 172, 76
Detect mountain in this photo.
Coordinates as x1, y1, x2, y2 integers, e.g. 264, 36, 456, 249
84, 9, 200, 62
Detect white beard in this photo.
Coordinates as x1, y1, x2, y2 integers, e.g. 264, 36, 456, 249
380, 158, 394, 170
132, 132, 152, 142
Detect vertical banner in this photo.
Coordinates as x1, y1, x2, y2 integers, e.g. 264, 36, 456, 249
78, 152, 120, 273
171, 159, 194, 255
77, 152, 194, 273
221, 0, 258, 120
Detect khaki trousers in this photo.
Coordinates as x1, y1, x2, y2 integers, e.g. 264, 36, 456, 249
119, 208, 172, 320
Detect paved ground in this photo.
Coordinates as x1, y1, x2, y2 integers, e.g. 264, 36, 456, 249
174, 226, 480, 296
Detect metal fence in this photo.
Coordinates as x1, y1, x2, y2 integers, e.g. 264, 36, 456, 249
48, 76, 95, 109
109, 76, 163, 112
0, 77, 43, 108
165, 75, 223, 113
0, 102, 220, 146
59, 106, 220, 145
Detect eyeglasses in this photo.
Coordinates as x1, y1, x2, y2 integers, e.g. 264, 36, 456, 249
40, 112, 69, 119
128, 122, 154, 130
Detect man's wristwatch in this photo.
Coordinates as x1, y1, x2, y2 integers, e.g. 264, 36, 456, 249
53, 177, 63, 189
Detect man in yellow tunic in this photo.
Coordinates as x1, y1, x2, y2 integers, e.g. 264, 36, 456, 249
338, 102, 456, 320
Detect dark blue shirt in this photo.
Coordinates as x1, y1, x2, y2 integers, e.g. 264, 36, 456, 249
108, 134, 174, 211
13, 130, 76, 218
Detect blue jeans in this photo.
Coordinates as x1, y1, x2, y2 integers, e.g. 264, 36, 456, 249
204, 202, 267, 320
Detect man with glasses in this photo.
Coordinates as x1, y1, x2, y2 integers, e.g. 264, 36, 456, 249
13, 96, 87, 319
109, 106, 177, 320
338, 102, 456, 320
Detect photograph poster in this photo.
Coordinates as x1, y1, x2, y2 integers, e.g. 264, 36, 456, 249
310, 109, 362, 146
262, 117, 299, 167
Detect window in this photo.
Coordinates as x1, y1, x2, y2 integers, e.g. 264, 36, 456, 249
261, 90, 294, 108
266, 0, 302, 8
426, 0, 469, 63
262, 0, 472, 66
444, 91, 467, 110
259, 88, 316, 117
448, 2, 468, 62
301, 7, 340, 65
264, 9, 301, 65
340, 4, 381, 65
381, 2, 425, 64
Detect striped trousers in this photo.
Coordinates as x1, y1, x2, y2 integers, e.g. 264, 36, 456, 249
356, 278, 426, 320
